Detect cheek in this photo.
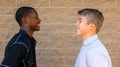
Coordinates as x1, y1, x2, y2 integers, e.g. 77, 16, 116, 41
30, 20, 38, 26
78, 24, 86, 32
79, 24, 83, 30
29, 22, 36, 28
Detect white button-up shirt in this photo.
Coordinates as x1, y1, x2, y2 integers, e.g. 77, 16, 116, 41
75, 35, 112, 67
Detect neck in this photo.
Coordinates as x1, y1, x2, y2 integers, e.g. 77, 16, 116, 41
21, 27, 33, 37
82, 32, 96, 40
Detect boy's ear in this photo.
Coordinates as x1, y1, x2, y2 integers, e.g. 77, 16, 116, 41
89, 23, 96, 30
22, 17, 28, 24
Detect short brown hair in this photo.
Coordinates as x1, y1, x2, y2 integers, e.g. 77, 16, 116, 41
78, 8, 104, 33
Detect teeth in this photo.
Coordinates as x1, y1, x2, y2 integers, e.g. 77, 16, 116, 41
38, 24, 40, 26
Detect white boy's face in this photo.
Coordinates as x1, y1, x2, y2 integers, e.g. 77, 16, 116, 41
75, 16, 89, 36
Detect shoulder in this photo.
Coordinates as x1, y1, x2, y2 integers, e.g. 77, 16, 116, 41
87, 39, 108, 55
6, 42, 27, 51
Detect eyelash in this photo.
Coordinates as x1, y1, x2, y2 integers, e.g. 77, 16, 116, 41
78, 20, 81, 23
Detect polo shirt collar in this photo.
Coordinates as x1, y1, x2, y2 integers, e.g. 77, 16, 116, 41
83, 34, 98, 46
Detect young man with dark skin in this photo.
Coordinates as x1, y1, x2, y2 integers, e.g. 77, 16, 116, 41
75, 8, 112, 67
0, 6, 41, 67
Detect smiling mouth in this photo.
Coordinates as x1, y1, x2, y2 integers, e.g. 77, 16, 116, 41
38, 24, 40, 26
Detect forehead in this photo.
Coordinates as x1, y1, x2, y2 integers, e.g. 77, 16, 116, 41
79, 15, 87, 20
28, 9, 38, 15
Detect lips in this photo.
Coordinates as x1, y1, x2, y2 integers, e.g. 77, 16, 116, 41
77, 27, 80, 30
76, 27, 81, 33
37, 24, 40, 30
38, 24, 40, 26
77, 28, 80, 32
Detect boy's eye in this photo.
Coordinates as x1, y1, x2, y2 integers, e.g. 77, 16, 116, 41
30, 16, 39, 19
77, 18, 82, 23
79, 20, 81, 23
78, 20, 82, 23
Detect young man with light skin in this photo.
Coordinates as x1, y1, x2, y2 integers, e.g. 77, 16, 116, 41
75, 8, 112, 67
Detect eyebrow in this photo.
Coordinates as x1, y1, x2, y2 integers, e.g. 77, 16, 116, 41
78, 18, 82, 20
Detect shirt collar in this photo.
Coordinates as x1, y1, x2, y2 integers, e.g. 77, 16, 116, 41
19, 28, 37, 43
83, 34, 98, 46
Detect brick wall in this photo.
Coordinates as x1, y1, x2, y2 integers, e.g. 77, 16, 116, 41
0, 0, 120, 67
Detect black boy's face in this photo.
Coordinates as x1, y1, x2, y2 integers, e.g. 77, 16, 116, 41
25, 10, 41, 31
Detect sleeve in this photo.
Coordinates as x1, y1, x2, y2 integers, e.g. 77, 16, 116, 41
1, 43, 28, 67
86, 49, 109, 67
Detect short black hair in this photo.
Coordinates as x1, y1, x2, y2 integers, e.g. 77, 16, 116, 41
78, 8, 104, 33
15, 6, 35, 27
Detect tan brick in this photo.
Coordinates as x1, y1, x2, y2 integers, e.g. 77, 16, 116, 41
0, 7, 16, 15
0, 0, 16, 7
0, 56, 4, 63
0, 16, 19, 31
36, 48, 79, 58
36, 57, 76, 66
35, 33, 82, 48
17, 0, 49, 7
101, 7, 120, 18
50, 0, 83, 7
117, 0, 120, 6
83, 0, 116, 7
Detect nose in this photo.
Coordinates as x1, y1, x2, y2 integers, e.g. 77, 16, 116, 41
38, 18, 41, 24
75, 20, 79, 26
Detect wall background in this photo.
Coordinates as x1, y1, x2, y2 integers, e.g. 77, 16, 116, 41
0, 0, 120, 67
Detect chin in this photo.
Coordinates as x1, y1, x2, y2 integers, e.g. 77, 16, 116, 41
34, 28, 40, 31
36, 27, 40, 31
76, 33, 80, 36
76, 31, 82, 36
36, 29, 40, 31
77, 34, 81, 36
